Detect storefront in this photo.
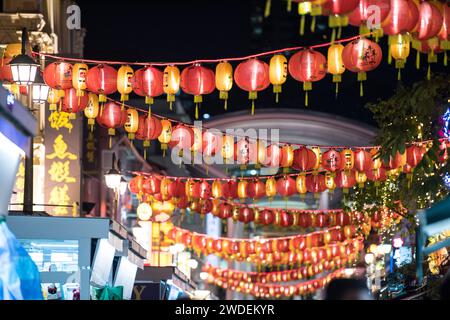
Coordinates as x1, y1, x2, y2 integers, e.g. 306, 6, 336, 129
6, 215, 146, 300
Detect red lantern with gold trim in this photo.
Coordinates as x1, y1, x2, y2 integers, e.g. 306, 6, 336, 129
168, 180, 185, 198
306, 174, 326, 194
247, 180, 266, 200
381, 0, 419, 36
169, 124, 195, 150
415, 1, 443, 40
222, 180, 239, 199
292, 147, 317, 171
348, 0, 391, 33
129, 175, 146, 195
276, 176, 296, 198
218, 203, 233, 220
288, 49, 327, 106
135, 114, 162, 159
238, 207, 255, 224
406, 145, 426, 168
132, 66, 164, 115
86, 64, 117, 102
180, 64, 215, 119
96, 101, 127, 148
234, 59, 270, 115
335, 170, 356, 193
142, 176, 161, 195
43, 61, 73, 91
438, 3, 450, 41
265, 144, 281, 168
202, 131, 220, 157
199, 181, 212, 199
321, 149, 342, 172
354, 149, 373, 172
61, 88, 88, 118
258, 209, 275, 225
279, 210, 294, 227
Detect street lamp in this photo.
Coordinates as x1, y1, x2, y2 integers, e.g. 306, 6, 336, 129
8, 28, 39, 86
32, 72, 49, 103
119, 177, 128, 195
104, 153, 121, 189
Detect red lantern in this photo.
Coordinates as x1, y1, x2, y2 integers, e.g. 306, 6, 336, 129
234, 59, 270, 115
238, 207, 255, 224
292, 147, 317, 171
235, 138, 252, 168
322, 0, 359, 15
218, 203, 233, 219
43, 61, 73, 90
382, 0, 419, 36
298, 213, 312, 228
128, 175, 146, 195
306, 174, 326, 194
199, 181, 212, 199
86, 64, 118, 102
321, 149, 342, 172
96, 101, 127, 148
276, 176, 296, 198
406, 145, 426, 168
265, 144, 281, 168
247, 180, 266, 200
342, 37, 382, 96
354, 149, 373, 172
131, 66, 164, 110
335, 170, 356, 193
315, 212, 329, 228
135, 115, 162, 159
0, 58, 13, 83
222, 180, 239, 199
168, 180, 185, 198
385, 151, 406, 170
438, 140, 448, 163
258, 209, 275, 225
366, 167, 387, 184
142, 176, 161, 195
279, 210, 294, 227
202, 131, 220, 157
180, 65, 215, 119
200, 199, 213, 215
415, 1, 443, 40
288, 49, 327, 106
348, 0, 391, 31
61, 88, 88, 116
342, 38, 383, 72
438, 3, 450, 41
169, 124, 194, 149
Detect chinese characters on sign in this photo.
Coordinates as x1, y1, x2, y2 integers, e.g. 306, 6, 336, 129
45, 110, 81, 217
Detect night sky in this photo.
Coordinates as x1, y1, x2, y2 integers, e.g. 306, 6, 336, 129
77, 0, 448, 126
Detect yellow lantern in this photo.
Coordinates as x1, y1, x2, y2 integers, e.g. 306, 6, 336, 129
311, 147, 322, 170
163, 65, 180, 110
4, 42, 32, 58
237, 180, 248, 202
340, 149, 354, 171
117, 65, 134, 104
124, 108, 139, 142
269, 54, 287, 103
265, 177, 277, 199
215, 61, 233, 110
137, 202, 153, 221
281, 145, 294, 173
160, 178, 172, 200
212, 180, 223, 198
84, 93, 99, 132
355, 171, 367, 188
185, 179, 197, 200
324, 172, 336, 192
371, 148, 382, 170
47, 88, 61, 112
255, 139, 267, 169
389, 34, 410, 80
221, 135, 234, 164
190, 126, 202, 163
72, 63, 88, 96
296, 174, 307, 196
327, 44, 345, 95
158, 119, 172, 156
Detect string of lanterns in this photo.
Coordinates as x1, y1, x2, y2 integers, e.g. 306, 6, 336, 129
203, 260, 354, 284
207, 268, 348, 298
128, 142, 448, 201
166, 226, 362, 263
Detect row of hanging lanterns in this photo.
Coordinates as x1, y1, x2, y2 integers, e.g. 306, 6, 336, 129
15, 36, 387, 117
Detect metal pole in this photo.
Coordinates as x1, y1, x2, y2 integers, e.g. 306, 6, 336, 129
23, 85, 34, 213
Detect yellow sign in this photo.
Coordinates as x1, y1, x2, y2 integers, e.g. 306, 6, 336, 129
48, 111, 74, 132
46, 135, 77, 160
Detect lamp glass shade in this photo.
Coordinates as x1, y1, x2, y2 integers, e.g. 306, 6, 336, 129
105, 172, 122, 189
137, 202, 153, 221
32, 82, 49, 103
9, 54, 39, 85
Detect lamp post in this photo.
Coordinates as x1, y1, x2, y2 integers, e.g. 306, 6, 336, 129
104, 152, 122, 220
10, 28, 40, 213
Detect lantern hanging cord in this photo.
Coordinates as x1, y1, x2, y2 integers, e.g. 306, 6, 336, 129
111, 97, 446, 151
32, 33, 371, 66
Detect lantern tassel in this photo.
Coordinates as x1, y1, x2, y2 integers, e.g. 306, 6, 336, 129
287, 0, 292, 12
147, 105, 152, 118
388, 47, 392, 65
311, 16, 316, 33
331, 28, 336, 44
337, 26, 342, 40
169, 101, 173, 111
300, 15, 305, 36
416, 50, 420, 69
224, 99, 227, 111
360, 81, 364, 97
275, 92, 279, 103
195, 103, 199, 119
121, 101, 124, 110
305, 91, 308, 107
444, 51, 448, 67
109, 136, 112, 149
427, 64, 431, 81
251, 100, 255, 115
397, 68, 401, 81
264, 0, 271, 18
335, 82, 339, 99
